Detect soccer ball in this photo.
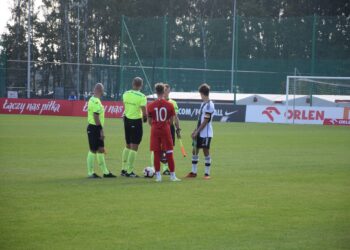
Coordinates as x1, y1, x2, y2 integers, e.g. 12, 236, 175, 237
143, 167, 155, 178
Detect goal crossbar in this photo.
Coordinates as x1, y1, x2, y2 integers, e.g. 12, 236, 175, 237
285, 76, 350, 124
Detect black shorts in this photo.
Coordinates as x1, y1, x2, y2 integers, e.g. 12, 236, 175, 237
194, 136, 212, 149
87, 124, 104, 151
170, 124, 175, 146
124, 117, 143, 145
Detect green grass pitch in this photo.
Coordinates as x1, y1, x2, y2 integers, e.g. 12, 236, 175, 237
0, 114, 349, 250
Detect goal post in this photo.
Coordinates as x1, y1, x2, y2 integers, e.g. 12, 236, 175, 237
285, 76, 350, 124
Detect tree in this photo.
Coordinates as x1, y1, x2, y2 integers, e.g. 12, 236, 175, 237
1, 0, 349, 97
1, 0, 39, 97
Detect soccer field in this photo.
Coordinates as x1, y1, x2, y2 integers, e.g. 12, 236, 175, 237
0, 114, 349, 250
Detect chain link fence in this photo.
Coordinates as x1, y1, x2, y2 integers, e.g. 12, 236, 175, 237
0, 53, 6, 98
1, 15, 349, 100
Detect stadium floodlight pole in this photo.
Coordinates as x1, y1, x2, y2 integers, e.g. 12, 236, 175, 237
162, 15, 167, 83
230, 0, 237, 104
71, 0, 87, 100
77, 2, 80, 100
119, 15, 125, 95
27, 0, 31, 99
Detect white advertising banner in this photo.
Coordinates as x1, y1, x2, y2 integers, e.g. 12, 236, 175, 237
246, 105, 348, 125
7, 91, 18, 98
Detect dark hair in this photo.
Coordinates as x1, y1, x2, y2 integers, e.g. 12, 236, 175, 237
198, 83, 210, 96
155, 83, 165, 95
132, 77, 143, 87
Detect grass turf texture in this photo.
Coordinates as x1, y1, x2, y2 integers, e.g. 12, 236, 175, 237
0, 114, 349, 250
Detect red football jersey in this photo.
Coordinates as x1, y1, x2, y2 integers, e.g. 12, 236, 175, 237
147, 99, 175, 129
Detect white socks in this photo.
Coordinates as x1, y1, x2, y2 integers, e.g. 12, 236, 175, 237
205, 155, 211, 175
192, 155, 199, 173
192, 155, 212, 175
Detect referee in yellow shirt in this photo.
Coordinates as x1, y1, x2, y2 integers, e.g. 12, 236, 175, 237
86, 83, 116, 178
121, 77, 147, 177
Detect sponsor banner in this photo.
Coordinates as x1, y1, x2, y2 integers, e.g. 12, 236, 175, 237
246, 105, 347, 125
177, 102, 246, 122
0, 98, 124, 118
7, 91, 18, 98
323, 119, 350, 126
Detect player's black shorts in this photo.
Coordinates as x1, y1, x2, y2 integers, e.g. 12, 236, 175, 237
124, 117, 143, 144
195, 136, 212, 149
170, 124, 175, 146
87, 124, 104, 151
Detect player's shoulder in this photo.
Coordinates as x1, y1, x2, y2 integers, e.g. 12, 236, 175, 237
139, 91, 146, 98
209, 100, 215, 108
131, 90, 146, 98
122, 91, 129, 100
147, 99, 157, 108
166, 101, 175, 113
169, 98, 178, 106
164, 99, 174, 107
168, 98, 177, 104
89, 96, 100, 105
205, 100, 215, 111
147, 100, 154, 106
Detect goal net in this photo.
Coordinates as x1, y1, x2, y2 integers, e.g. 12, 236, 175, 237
285, 76, 350, 123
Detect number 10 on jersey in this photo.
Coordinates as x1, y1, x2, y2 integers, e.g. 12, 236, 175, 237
154, 107, 167, 122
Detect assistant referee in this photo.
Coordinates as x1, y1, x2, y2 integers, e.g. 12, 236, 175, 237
86, 83, 116, 178
121, 77, 147, 177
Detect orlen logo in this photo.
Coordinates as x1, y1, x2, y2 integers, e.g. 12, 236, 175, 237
262, 106, 325, 122
262, 107, 280, 121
